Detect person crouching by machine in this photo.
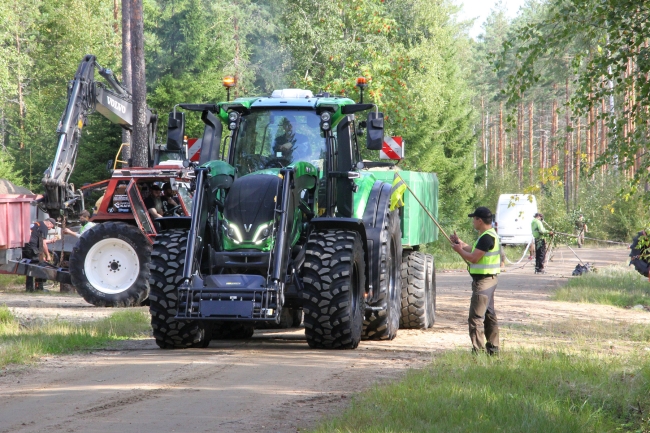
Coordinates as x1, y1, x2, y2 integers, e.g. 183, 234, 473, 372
23, 218, 57, 292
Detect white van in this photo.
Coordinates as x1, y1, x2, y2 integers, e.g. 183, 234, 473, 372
495, 194, 538, 245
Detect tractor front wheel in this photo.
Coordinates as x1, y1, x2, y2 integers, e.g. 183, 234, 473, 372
148, 229, 209, 349
69, 222, 150, 307
302, 230, 366, 349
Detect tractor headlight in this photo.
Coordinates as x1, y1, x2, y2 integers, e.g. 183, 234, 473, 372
252, 223, 272, 244
229, 122, 237, 130
228, 111, 239, 122
222, 221, 243, 243
320, 112, 331, 131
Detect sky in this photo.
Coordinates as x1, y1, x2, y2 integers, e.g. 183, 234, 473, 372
455, 0, 527, 39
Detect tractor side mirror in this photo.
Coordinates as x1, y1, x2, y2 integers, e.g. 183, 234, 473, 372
167, 111, 185, 151
366, 111, 384, 150
106, 159, 113, 173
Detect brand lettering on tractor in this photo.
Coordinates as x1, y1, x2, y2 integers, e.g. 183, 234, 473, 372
106, 95, 126, 114
244, 224, 252, 232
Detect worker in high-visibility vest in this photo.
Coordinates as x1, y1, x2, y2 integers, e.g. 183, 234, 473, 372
450, 207, 500, 356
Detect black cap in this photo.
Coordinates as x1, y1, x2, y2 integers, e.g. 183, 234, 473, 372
151, 184, 162, 191
162, 182, 171, 190
468, 207, 493, 219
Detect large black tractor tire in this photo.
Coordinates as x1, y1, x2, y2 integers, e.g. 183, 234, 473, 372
425, 253, 436, 327
302, 230, 366, 349
69, 222, 151, 307
400, 250, 435, 329
363, 210, 402, 340
630, 231, 650, 277
148, 229, 209, 349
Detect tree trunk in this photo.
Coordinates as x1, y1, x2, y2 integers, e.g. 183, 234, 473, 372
575, 117, 581, 206
121, 0, 132, 166
601, 98, 607, 175
551, 88, 558, 175
499, 103, 504, 170
517, 102, 523, 185
130, 0, 148, 167
564, 77, 571, 205
528, 101, 534, 184
539, 104, 545, 171
15, 30, 26, 150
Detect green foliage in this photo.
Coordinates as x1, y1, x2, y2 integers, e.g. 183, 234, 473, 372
0, 150, 23, 185
499, 0, 650, 182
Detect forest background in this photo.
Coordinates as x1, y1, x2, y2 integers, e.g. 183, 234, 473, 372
0, 0, 648, 245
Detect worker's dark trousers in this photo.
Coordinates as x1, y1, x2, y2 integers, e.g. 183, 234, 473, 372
22, 247, 45, 292
535, 238, 547, 272
468, 275, 499, 354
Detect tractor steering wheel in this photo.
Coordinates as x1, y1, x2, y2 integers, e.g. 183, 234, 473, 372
163, 205, 182, 216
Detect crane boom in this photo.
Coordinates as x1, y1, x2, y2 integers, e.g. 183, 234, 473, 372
41, 54, 155, 216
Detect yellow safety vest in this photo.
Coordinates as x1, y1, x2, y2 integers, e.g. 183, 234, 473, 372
389, 175, 406, 211
469, 228, 501, 275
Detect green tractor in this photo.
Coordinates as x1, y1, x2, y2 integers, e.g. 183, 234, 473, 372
148, 88, 438, 349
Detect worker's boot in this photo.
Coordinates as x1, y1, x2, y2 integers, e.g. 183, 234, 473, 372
26, 277, 34, 292
486, 342, 499, 356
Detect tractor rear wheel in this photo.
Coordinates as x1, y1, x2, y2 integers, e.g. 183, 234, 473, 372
399, 250, 434, 329
302, 229, 366, 349
363, 210, 402, 340
69, 222, 150, 307
148, 229, 209, 349
425, 253, 436, 327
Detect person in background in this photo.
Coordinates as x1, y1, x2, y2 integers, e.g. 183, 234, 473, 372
575, 214, 588, 248
23, 218, 57, 292
63, 210, 96, 238
162, 182, 179, 209
492, 220, 506, 270
144, 184, 165, 219
450, 207, 500, 356
531, 212, 553, 274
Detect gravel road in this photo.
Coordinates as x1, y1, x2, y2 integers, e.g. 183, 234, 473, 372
0, 247, 647, 432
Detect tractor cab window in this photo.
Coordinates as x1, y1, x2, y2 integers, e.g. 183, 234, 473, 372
233, 110, 325, 175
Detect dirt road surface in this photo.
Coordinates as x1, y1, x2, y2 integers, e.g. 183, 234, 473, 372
1, 247, 648, 432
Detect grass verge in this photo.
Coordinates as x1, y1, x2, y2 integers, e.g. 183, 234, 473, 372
0, 305, 151, 368
553, 265, 650, 308
312, 349, 650, 433
0, 274, 26, 290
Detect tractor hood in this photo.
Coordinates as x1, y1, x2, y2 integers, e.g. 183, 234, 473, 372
222, 174, 280, 249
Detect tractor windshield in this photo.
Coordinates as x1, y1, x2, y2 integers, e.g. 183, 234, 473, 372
232, 109, 325, 174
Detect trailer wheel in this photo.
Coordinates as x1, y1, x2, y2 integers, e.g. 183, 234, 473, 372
399, 250, 433, 329
363, 210, 402, 340
630, 231, 650, 277
69, 222, 150, 307
148, 229, 209, 349
302, 229, 366, 349
425, 253, 436, 327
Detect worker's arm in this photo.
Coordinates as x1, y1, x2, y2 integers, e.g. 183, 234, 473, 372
63, 227, 81, 238
452, 242, 486, 264
148, 207, 163, 219
42, 240, 51, 261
